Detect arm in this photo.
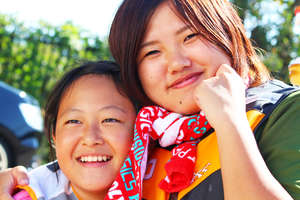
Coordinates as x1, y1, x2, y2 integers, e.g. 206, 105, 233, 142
193, 64, 293, 200
0, 166, 29, 200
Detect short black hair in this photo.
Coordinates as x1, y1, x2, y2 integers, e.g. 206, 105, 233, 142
44, 60, 137, 161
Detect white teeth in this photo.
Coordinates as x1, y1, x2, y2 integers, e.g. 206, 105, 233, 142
98, 156, 103, 162
79, 155, 111, 163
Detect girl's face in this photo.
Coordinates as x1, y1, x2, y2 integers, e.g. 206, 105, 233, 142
137, 2, 231, 114
54, 75, 136, 200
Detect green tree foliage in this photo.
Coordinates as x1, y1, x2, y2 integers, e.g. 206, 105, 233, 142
0, 14, 111, 107
231, 0, 300, 82
0, 14, 111, 164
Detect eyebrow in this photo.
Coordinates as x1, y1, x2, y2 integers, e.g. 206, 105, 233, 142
140, 40, 158, 49
59, 105, 127, 118
140, 25, 192, 49
98, 105, 127, 114
59, 108, 81, 118
175, 25, 192, 35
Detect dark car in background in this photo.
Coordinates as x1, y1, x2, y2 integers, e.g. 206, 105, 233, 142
0, 81, 43, 170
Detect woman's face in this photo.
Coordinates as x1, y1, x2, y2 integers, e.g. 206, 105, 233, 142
137, 2, 231, 114
54, 75, 136, 199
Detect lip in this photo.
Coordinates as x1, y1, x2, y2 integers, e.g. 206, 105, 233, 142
168, 72, 203, 89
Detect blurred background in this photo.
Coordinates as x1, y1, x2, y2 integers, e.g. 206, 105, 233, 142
0, 0, 299, 170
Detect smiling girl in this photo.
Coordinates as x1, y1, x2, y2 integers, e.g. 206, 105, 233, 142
12, 61, 137, 200
108, 0, 300, 199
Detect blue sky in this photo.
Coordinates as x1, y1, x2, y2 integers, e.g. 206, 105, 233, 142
0, 1, 298, 39
0, 0, 123, 39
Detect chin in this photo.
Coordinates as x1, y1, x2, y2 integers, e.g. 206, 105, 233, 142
169, 104, 201, 115
78, 181, 111, 192
180, 108, 200, 115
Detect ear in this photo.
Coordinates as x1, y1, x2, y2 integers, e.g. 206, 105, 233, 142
52, 132, 56, 145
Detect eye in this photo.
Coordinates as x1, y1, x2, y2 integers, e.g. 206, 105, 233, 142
184, 33, 199, 42
144, 50, 160, 57
138, 48, 161, 63
65, 119, 81, 124
102, 118, 121, 123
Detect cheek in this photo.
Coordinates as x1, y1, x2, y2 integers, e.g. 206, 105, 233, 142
54, 136, 67, 159
54, 129, 78, 157
114, 131, 132, 159
139, 65, 152, 87
120, 132, 132, 152
139, 66, 166, 102
139, 61, 165, 85
208, 48, 231, 71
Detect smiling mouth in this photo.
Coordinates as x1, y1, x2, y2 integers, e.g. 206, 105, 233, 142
169, 72, 203, 89
77, 155, 112, 163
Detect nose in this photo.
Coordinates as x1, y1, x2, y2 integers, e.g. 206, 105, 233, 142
82, 122, 105, 146
167, 48, 191, 74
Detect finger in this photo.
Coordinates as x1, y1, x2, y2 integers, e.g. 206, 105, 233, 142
11, 166, 29, 186
0, 193, 14, 200
216, 64, 247, 89
216, 64, 235, 77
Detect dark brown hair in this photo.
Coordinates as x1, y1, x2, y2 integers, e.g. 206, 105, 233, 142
109, 0, 270, 106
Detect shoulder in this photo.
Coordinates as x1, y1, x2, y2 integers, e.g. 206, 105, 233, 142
254, 83, 300, 199
28, 161, 73, 199
261, 86, 300, 132
271, 89, 300, 114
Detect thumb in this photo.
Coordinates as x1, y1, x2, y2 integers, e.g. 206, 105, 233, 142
0, 167, 26, 199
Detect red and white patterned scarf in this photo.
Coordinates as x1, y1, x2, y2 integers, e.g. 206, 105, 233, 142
106, 106, 212, 199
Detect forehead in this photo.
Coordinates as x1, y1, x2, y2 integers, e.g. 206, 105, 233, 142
67, 75, 116, 96
59, 75, 134, 111
144, 2, 187, 38
149, 2, 179, 26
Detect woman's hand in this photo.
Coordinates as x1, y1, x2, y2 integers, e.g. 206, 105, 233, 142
194, 64, 293, 200
0, 166, 29, 200
193, 64, 247, 130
